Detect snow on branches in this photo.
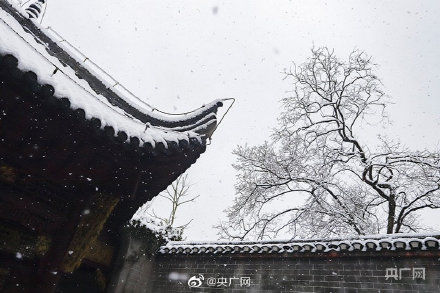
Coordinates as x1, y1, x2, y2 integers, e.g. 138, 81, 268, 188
218, 47, 440, 240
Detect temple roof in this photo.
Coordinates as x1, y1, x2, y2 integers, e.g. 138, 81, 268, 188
159, 233, 440, 255
0, 0, 223, 152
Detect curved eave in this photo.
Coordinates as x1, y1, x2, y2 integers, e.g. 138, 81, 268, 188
0, 1, 224, 151
0, 52, 207, 155
0, 0, 223, 133
0, 53, 208, 209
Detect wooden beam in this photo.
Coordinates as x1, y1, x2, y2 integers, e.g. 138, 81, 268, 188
59, 193, 119, 273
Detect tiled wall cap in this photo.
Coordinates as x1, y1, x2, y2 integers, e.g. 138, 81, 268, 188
302, 244, 313, 252
292, 245, 302, 252
224, 246, 232, 252
338, 243, 350, 251
365, 241, 377, 250
409, 241, 422, 249
160, 235, 440, 255
315, 243, 326, 252
352, 243, 363, 250
394, 241, 406, 250
379, 241, 391, 249
327, 244, 339, 251
282, 245, 292, 251
261, 246, 270, 252
425, 239, 438, 249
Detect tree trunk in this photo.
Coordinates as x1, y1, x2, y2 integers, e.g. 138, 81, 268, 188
387, 196, 396, 234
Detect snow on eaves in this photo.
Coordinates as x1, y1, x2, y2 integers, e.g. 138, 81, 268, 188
159, 233, 440, 255
38, 18, 224, 127
0, 3, 213, 149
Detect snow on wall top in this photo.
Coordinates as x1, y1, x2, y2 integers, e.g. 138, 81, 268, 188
0, 1, 223, 150
159, 233, 440, 255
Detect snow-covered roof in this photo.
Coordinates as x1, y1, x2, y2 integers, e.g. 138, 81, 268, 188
159, 233, 440, 255
0, 0, 223, 152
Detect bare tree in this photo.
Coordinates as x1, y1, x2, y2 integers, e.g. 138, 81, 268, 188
135, 174, 199, 233
218, 47, 440, 240
156, 174, 199, 228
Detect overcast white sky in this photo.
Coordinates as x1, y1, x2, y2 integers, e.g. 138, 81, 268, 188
43, 0, 440, 240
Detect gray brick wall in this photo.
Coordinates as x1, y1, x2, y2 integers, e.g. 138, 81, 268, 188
148, 252, 440, 292
107, 232, 440, 292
